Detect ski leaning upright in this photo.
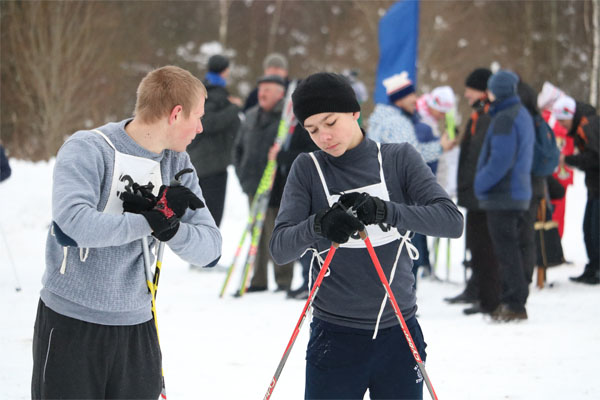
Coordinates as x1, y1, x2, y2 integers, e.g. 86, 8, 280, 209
220, 80, 298, 297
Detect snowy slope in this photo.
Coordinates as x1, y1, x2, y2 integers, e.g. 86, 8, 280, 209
0, 160, 598, 399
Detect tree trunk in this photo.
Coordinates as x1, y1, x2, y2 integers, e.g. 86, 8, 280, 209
590, 0, 599, 107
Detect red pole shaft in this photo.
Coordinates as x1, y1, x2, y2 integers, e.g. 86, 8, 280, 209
263, 243, 339, 400
361, 232, 438, 400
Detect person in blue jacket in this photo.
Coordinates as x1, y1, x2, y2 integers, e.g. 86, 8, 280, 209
270, 72, 463, 399
474, 70, 534, 322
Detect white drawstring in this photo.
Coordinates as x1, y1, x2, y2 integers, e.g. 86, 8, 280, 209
301, 247, 331, 292
372, 230, 419, 339
301, 247, 331, 323
79, 248, 89, 262
59, 247, 68, 274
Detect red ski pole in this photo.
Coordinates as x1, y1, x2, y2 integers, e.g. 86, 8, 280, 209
359, 230, 439, 400
263, 242, 339, 400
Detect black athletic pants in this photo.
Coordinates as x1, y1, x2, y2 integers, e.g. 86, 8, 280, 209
486, 210, 530, 312
32, 299, 162, 399
466, 210, 500, 312
198, 169, 228, 227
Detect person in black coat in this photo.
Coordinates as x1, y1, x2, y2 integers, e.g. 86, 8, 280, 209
187, 55, 241, 227
243, 53, 289, 112
0, 144, 11, 182
446, 68, 501, 317
552, 96, 599, 284
233, 75, 318, 292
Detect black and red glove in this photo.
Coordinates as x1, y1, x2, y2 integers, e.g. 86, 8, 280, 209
122, 184, 205, 241
120, 183, 157, 213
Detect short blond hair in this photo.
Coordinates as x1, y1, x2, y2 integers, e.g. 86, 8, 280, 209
134, 65, 207, 124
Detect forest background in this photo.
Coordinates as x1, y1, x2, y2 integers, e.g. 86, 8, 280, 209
1, 0, 599, 160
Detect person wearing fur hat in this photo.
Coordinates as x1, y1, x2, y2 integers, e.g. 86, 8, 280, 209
552, 96, 599, 284
270, 72, 463, 399
368, 72, 455, 164
474, 70, 534, 321
369, 73, 456, 284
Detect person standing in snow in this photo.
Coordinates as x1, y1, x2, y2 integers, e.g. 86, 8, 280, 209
369, 72, 456, 283
551, 96, 599, 285
243, 52, 289, 112
31, 66, 222, 399
270, 72, 463, 399
0, 144, 11, 182
187, 54, 241, 229
537, 82, 574, 237
416, 85, 459, 196
233, 75, 296, 292
474, 70, 534, 322
446, 67, 501, 317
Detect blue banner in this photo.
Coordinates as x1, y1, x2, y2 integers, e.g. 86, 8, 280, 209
374, 0, 420, 104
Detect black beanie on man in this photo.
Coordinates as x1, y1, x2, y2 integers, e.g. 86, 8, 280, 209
465, 68, 492, 91
292, 72, 360, 125
208, 55, 230, 74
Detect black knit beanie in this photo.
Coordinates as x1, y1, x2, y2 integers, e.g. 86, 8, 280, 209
465, 68, 492, 91
208, 55, 230, 74
292, 72, 360, 125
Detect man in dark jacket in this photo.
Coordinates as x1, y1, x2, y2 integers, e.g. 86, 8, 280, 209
475, 70, 534, 321
552, 96, 599, 284
447, 68, 501, 317
233, 75, 317, 292
0, 144, 11, 182
243, 53, 289, 112
187, 54, 241, 227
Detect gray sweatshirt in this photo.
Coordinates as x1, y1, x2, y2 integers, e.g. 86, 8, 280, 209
41, 119, 222, 325
270, 137, 463, 330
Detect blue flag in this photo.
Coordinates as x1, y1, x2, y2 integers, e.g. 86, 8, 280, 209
374, 0, 420, 104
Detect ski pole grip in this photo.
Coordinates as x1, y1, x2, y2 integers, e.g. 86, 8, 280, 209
171, 168, 194, 186
332, 242, 340, 249
358, 230, 367, 240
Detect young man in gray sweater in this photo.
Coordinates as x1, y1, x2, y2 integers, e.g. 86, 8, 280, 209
32, 66, 222, 399
270, 73, 463, 399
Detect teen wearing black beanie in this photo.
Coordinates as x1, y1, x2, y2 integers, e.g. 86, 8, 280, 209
270, 72, 463, 399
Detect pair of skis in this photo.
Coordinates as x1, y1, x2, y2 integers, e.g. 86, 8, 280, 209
263, 230, 438, 400
219, 80, 298, 298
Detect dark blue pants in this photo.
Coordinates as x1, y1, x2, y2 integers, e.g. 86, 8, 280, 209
197, 169, 228, 227
583, 196, 599, 273
486, 210, 529, 312
305, 317, 427, 399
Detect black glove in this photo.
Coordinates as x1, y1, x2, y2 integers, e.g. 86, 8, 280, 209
120, 183, 156, 214
338, 192, 387, 225
313, 205, 364, 244
140, 185, 205, 242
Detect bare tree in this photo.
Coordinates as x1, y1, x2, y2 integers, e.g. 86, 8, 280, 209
1, 1, 112, 159
219, 0, 231, 46
591, 0, 599, 106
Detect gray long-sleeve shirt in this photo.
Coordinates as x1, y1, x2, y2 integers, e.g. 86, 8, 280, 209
42, 119, 222, 325
270, 137, 463, 330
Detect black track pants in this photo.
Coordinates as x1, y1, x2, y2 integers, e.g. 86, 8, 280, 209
32, 299, 162, 399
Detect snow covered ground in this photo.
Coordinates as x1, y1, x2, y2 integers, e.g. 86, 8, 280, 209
0, 160, 598, 399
